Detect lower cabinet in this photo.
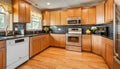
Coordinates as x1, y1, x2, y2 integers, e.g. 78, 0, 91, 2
105, 39, 113, 69
113, 59, 120, 69
92, 35, 113, 69
0, 41, 6, 69
30, 34, 49, 57
92, 35, 102, 55
50, 34, 66, 48
82, 35, 92, 51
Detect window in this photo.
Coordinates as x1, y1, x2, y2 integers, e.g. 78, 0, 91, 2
0, 6, 6, 30
27, 16, 42, 30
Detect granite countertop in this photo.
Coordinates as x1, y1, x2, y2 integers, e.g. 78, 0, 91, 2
0, 33, 49, 41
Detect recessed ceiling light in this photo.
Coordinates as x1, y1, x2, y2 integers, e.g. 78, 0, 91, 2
47, 2, 50, 5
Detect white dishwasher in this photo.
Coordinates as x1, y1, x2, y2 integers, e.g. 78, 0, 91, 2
6, 37, 29, 69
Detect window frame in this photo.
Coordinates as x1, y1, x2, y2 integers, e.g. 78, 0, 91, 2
26, 15, 42, 31
0, 6, 6, 31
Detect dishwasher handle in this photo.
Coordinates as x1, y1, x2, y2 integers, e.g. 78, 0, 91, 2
15, 39, 24, 43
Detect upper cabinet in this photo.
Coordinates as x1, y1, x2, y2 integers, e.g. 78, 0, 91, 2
13, 0, 30, 23
50, 11, 61, 25
105, 0, 114, 23
60, 10, 68, 25
42, 11, 50, 26
96, 3, 105, 24
81, 7, 96, 25
67, 8, 81, 17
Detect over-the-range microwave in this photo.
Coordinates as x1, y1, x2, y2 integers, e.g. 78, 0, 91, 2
67, 17, 81, 25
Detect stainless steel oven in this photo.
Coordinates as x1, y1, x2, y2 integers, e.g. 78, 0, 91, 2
66, 34, 81, 46
66, 28, 82, 52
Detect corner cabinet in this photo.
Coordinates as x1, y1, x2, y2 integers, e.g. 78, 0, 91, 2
13, 0, 30, 23
0, 41, 6, 69
50, 11, 61, 25
42, 11, 50, 26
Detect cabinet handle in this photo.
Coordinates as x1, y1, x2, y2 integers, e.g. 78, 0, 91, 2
114, 56, 120, 64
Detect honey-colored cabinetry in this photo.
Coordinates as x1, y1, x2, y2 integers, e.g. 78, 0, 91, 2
30, 34, 49, 57
42, 11, 50, 26
96, 3, 105, 24
113, 59, 120, 69
50, 34, 66, 48
105, 0, 114, 23
50, 11, 61, 25
105, 39, 113, 69
0, 41, 6, 69
67, 8, 81, 17
82, 35, 92, 51
13, 0, 30, 23
60, 10, 68, 25
92, 35, 102, 55
81, 7, 96, 25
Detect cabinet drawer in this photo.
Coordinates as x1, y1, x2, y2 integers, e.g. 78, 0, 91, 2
0, 41, 5, 49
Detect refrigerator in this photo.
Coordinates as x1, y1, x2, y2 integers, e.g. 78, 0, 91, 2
113, 1, 120, 69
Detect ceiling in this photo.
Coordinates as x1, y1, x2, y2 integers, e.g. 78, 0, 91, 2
26, 0, 105, 10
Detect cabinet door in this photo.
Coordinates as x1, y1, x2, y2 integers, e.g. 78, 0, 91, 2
30, 37, 40, 57
101, 37, 106, 59
43, 11, 50, 26
105, 0, 114, 23
50, 11, 60, 25
67, 9, 74, 17
88, 7, 96, 24
113, 59, 120, 69
82, 35, 92, 51
81, 8, 89, 24
92, 35, 102, 55
96, 3, 105, 24
25, 3, 30, 23
0, 48, 5, 69
106, 40, 113, 69
60, 10, 67, 25
50, 34, 66, 48
74, 8, 82, 17
19, 0, 26, 23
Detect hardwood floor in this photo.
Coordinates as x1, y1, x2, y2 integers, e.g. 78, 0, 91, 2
17, 47, 109, 69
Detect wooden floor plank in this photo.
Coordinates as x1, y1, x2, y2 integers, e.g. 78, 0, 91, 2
17, 47, 109, 69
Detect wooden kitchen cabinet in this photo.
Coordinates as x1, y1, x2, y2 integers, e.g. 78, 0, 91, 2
50, 34, 66, 48
42, 11, 50, 26
105, 0, 114, 23
105, 38, 113, 69
81, 7, 96, 25
82, 35, 92, 51
88, 7, 96, 24
0, 41, 6, 69
113, 59, 120, 69
60, 10, 68, 25
41, 35, 49, 51
92, 35, 102, 55
96, 3, 105, 24
13, 0, 30, 23
30, 36, 41, 57
50, 11, 61, 25
101, 37, 106, 59
67, 8, 81, 17
30, 34, 50, 57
